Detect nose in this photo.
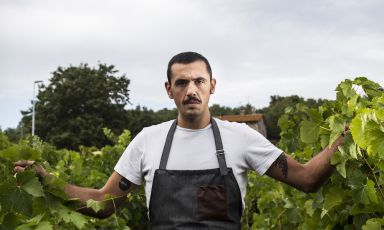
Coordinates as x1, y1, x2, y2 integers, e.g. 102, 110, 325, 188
186, 82, 197, 97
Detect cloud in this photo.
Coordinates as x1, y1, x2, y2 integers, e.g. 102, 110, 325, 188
1, 0, 383, 129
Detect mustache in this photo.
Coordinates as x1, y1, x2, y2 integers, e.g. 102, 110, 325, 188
183, 96, 201, 104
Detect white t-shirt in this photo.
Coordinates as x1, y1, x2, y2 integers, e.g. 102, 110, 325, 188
114, 118, 283, 208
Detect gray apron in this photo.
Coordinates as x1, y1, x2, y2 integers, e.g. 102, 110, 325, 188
148, 118, 243, 229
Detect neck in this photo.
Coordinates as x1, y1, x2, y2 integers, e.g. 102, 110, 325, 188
177, 112, 211, 129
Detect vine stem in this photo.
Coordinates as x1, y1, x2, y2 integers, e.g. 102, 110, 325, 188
112, 198, 121, 230
75, 194, 128, 211
320, 126, 332, 131
361, 151, 384, 201
274, 209, 287, 227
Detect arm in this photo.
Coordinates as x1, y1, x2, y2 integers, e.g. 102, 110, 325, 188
14, 161, 137, 218
265, 134, 344, 193
64, 171, 137, 218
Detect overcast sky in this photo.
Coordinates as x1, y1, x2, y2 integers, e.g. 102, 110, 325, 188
1, 0, 383, 130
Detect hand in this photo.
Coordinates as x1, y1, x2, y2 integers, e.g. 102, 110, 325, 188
14, 160, 49, 178
341, 124, 350, 137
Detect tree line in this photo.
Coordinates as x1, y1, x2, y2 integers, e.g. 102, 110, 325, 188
2, 63, 327, 150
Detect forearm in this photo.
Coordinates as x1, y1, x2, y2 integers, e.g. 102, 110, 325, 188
266, 134, 346, 193
64, 183, 103, 202
64, 183, 124, 218
40, 174, 125, 218
14, 162, 132, 219
303, 134, 344, 190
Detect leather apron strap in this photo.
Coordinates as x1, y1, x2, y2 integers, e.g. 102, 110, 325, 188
159, 118, 228, 176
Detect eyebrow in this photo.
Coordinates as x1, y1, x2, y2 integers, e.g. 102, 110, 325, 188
172, 75, 208, 86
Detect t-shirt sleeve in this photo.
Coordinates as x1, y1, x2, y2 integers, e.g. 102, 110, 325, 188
242, 124, 283, 175
114, 129, 146, 186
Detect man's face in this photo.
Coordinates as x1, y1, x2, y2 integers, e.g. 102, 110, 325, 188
165, 60, 216, 122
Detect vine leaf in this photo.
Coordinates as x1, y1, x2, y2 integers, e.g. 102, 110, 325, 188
42, 175, 68, 200
0, 145, 41, 162
351, 109, 384, 157
0, 171, 44, 217
14, 213, 53, 230
0, 179, 33, 216
366, 128, 384, 157
352, 178, 378, 205
17, 171, 44, 198
362, 218, 384, 230
86, 199, 105, 213
55, 204, 87, 229
327, 115, 344, 147
321, 187, 343, 218
35, 221, 53, 230
300, 120, 320, 143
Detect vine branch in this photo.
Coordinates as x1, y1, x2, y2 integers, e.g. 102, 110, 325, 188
361, 150, 384, 201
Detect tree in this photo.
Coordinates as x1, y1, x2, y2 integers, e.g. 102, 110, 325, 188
125, 106, 178, 137
3, 127, 23, 143
0, 129, 11, 150
21, 63, 130, 149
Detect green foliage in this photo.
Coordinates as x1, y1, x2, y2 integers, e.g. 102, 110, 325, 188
257, 95, 328, 142
0, 129, 11, 150
125, 106, 175, 137
4, 76, 383, 229
3, 126, 23, 143
243, 77, 384, 229
0, 130, 148, 229
20, 63, 131, 150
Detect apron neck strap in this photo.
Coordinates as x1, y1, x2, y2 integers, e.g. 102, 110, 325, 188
211, 118, 228, 176
159, 118, 228, 176
159, 120, 177, 170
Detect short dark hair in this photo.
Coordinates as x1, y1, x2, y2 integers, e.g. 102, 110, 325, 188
167, 51, 212, 83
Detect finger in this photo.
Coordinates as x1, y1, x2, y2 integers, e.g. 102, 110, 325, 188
14, 160, 35, 167
14, 165, 26, 173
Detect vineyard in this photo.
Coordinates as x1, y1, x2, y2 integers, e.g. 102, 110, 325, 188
0, 77, 383, 229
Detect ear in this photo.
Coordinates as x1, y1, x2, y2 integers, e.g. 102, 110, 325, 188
165, 81, 173, 99
210, 78, 216, 94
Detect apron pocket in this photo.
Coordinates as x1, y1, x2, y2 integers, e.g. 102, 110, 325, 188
197, 185, 228, 221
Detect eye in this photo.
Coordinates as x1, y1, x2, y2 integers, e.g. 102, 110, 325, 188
175, 80, 188, 87
195, 79, 205, 85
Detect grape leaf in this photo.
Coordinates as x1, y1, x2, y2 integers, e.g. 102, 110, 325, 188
362, 218, 384, 230
0, 171, 45, 218
352, 179, 378, 205
0, 179, 33, 216
347, 94, 359, 117
327, 115, 345, 147
55, 204, 87, 229
35, 221, 53, 230
0, 145, 40, 162
14, 213, 47, 230
337, 80, 354, 97
336, 161, 347, 178
278, 115, 290, 132
300, 120, 320, 143
42, 176, 68, 200
321, 187, 343, 218
304, 199, 314, 216
17, 171, 44, 198
347, 163, 365, 190
0, 212, 24, 230
366, 128, 384, 157
86, 199, 105, 213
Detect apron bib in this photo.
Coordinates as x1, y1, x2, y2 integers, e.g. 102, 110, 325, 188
148, 118, 243, 229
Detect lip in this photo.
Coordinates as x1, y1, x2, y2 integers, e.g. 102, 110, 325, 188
185, 100, 200, 104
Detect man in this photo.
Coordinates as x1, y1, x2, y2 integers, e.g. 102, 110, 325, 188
15, 51, 345, 229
